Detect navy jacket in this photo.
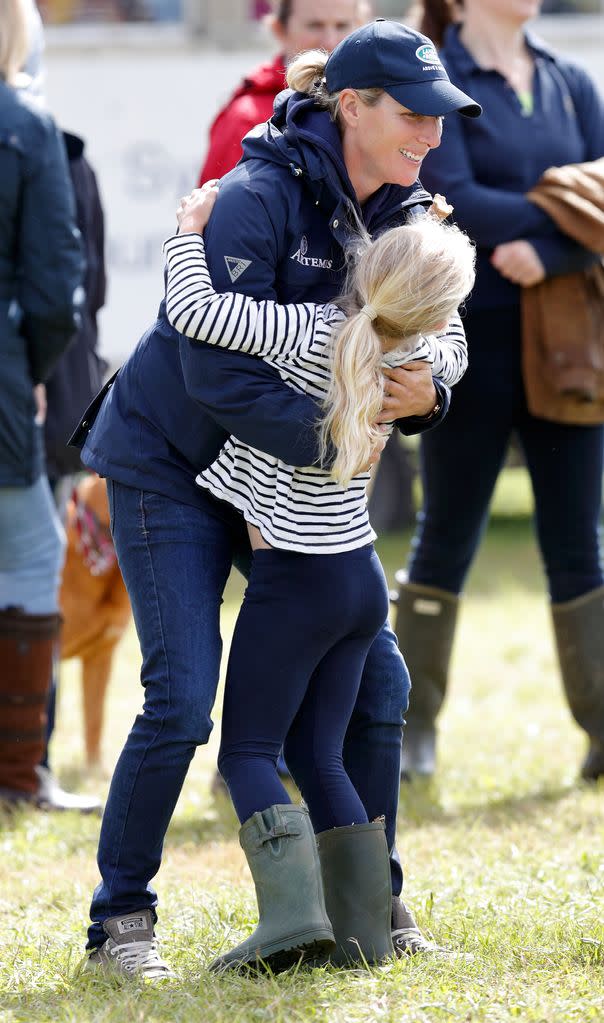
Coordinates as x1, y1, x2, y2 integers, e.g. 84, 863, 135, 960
421, 26, 604, 310
0, 82, 83, 487
80, 91, 450, 509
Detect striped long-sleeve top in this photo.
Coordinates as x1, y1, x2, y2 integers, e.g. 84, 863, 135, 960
164, 232, 467, 554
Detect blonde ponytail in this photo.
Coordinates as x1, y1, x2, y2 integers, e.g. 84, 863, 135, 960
286, 49, 328, 95
320, 314, 384, 488
320, 217, 475, 487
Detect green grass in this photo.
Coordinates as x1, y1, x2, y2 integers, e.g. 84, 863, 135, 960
1, 468, 603, 1022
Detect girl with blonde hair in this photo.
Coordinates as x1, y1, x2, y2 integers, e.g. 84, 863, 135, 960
161, 181, 474, 971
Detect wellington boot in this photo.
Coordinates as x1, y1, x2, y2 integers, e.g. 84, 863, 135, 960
0, 608, 61, 797
210, 804, 334, 974
316, 820, 394, 966
392, 578, 459, 778
551, 586, 604, 780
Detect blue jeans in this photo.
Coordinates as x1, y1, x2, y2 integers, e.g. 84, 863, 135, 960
0, 474, 65, 615
88, 483, 408, 947
408, 305, 604, 602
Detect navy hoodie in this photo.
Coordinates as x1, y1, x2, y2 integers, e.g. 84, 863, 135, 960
79, 91, 450, 510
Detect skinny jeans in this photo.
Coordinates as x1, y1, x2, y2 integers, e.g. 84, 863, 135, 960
87, 482, 409, 948
218, 545, 390, 830
408, 306, 604, 601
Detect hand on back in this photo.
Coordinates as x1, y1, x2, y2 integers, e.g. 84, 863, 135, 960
177, 180, 220, 235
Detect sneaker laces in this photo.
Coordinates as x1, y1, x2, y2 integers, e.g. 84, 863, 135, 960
110, 938, 169, 974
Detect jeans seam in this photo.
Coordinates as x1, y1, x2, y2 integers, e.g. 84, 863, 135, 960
103, 487, 174, 913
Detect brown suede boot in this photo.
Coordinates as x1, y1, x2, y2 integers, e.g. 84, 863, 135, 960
0, 608, 61, 799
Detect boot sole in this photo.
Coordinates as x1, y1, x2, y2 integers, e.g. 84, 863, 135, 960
210, 928, 335, 975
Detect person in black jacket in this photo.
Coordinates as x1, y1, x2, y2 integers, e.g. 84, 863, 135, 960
36, 131, 107, 813
0, 0, 83, 804
45, 132, 107, 494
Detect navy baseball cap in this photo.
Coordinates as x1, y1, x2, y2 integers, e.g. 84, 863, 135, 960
325, 19, 482, 118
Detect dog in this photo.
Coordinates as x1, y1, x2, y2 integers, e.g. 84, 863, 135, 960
59, 473, 131, 771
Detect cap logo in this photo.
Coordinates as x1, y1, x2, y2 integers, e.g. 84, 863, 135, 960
416, 44, 440, 65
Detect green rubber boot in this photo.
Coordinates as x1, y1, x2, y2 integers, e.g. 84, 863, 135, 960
392, 578, 459, 778
210, 804, 334, 973
551, 586, 604, 781
316, 820, 394, 966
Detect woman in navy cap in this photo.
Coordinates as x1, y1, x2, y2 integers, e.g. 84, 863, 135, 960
77, 19, 480, 979
394, 0, 604, 782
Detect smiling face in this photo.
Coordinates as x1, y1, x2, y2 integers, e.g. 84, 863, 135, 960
340, 91, 443, 202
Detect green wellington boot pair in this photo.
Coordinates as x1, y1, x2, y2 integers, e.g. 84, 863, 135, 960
210, 804, 393, 973
393, 578, 604, 782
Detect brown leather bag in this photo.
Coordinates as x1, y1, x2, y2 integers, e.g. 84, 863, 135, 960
521, 262, 604, 425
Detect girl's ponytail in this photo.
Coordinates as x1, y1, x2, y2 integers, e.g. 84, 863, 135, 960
320, 217, 475, 488
319, 312, 384, 488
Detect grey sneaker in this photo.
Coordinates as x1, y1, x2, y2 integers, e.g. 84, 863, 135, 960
85, 910, 177, 981
391, 897, 472, 959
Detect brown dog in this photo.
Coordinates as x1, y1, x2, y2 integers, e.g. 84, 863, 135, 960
59, 474, 131, 770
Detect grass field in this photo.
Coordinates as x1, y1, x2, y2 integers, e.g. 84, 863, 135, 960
1, 468, 603, 1023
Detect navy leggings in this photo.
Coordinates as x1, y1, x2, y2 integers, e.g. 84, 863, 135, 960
218, 543, 390, 831
408, 305, 604, 602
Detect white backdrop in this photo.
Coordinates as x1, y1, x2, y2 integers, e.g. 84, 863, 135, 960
44, 16, 604, 366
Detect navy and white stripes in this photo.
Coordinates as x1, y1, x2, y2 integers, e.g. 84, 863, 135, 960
164, 232, 467, 553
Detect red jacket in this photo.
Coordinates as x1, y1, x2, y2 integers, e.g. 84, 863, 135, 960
198, 54, 286, 185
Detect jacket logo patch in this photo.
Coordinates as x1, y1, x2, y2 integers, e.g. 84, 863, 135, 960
224, 255, 252, 283
290, 235, 333, 270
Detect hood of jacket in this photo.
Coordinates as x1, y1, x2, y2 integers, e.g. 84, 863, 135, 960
240, 89, 433, 239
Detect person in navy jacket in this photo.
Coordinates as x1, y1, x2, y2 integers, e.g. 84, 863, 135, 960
76, 19, 481, 977
394, 0, 604, 783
